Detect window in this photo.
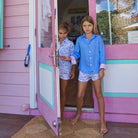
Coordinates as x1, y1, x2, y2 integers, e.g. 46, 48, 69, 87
38, 0, 52, 48
0, 0, 3, 49
96, 0, 138, 45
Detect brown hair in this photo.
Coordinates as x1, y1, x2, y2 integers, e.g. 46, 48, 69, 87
81, 16, 99, 35
58, 22, 70, 32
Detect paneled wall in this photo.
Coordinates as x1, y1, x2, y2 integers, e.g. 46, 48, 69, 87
0, 0, 30, 115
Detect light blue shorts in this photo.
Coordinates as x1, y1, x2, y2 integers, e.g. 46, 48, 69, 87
60, 73, 70, 80
78, 71, 99, 82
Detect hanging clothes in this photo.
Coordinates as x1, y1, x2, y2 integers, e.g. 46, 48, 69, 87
41, 0, 52, 32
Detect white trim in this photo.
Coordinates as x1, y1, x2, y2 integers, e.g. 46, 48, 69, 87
38, 0, 41, 47
29, 0, 37, 108
107, 0, 112, 45
64, 107, 94, 112
54, 0, 60, 118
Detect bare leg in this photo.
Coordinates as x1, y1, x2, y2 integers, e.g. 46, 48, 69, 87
60, 79, 68, 121
93, 79, 108, 134
71, 81, 88, 125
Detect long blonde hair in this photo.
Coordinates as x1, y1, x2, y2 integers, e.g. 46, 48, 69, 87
81, 16, 99, 35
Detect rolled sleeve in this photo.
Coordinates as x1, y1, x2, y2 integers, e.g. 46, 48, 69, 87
100, 64, 107, 70
71, 56, 76, 64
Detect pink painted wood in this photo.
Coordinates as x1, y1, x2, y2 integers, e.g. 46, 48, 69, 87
4, 5, 29, 16
0, 50, 27, 60
63, 111, 138, 123
0, 0, 29, 115
29, 109, 41, 116
105, 44, 138, 59
4, 27, 29, 38
4, 0, 29, 6
0, 105, 29, 115
4, 38, 29, 49
0, 61, 29, 72
0, 96, 29, 105
35, 0, 59, 135
0, 84, 29, 97
0, 73, 29, 84
4, 16, 29, 27
94, 97, 138, 114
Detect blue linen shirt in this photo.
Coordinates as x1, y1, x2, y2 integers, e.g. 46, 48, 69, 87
58, 38, 74, 74
73, 33, 106, 74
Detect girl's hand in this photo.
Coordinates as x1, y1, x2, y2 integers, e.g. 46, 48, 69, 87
99, 68, 104, 79
70, 71, 75, 79
60, 56, 71, 61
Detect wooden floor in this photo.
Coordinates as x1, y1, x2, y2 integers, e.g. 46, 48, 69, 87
0, 113, 138, 138
0, 114, 34, 138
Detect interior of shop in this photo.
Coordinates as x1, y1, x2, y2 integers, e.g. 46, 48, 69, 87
58, 0, 94, 109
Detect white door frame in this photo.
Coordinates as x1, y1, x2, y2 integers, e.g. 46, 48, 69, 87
29, 0, 37, 109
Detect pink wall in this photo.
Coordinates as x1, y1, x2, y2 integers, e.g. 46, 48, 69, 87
0, 0, 30, 115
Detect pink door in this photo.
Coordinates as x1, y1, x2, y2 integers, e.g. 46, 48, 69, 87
90, 0, 138, 122
36, 0, 60, 135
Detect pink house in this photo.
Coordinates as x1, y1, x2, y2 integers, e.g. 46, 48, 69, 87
0, 0, 138, 136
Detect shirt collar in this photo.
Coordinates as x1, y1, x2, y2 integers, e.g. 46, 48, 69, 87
82, 33, 96, 40
58, 38, 68, 43
63, 38, 68, 43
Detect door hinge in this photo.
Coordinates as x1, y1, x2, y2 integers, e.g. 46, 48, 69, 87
35, 28, 36, 36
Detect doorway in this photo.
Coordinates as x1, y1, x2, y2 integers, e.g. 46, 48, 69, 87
58, 0, 94, 110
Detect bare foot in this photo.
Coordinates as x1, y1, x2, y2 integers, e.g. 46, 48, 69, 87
100, 122, 108, 135
100, 128, 108, 135
71, 114, 80, 125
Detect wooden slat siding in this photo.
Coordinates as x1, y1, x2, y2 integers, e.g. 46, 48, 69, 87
0, 84, 29, 97
0, 50, 27, 60
5, 16, 29, 28
5, 0, 29, 6
0, 73, 29, 85
0, 0, 29, 115
0, 105, 29, 115
4, 27, 29, 38
4, 38, 29, 50
4, 5, 29, 17
0, 61, 29, 72
0, 96, 29, 105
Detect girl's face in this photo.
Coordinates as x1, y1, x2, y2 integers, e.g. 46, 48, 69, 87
58, 29, 68, 42
82, 21, 93, 35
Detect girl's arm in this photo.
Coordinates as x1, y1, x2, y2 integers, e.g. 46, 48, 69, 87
99, 68, 104, 79
70, 64, 75, 79
60, 56, 71, 61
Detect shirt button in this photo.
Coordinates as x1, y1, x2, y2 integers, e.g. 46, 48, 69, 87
90, 64, 92, 66
89, 51, 91, 53
89, 57, 92, 59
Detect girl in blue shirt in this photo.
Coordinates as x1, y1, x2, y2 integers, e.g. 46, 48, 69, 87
62, 16, 108, 135
58, 23, 75, 121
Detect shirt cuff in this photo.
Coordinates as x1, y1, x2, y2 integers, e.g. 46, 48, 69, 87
71, 56, 76, 64
100, 64, 107, 70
